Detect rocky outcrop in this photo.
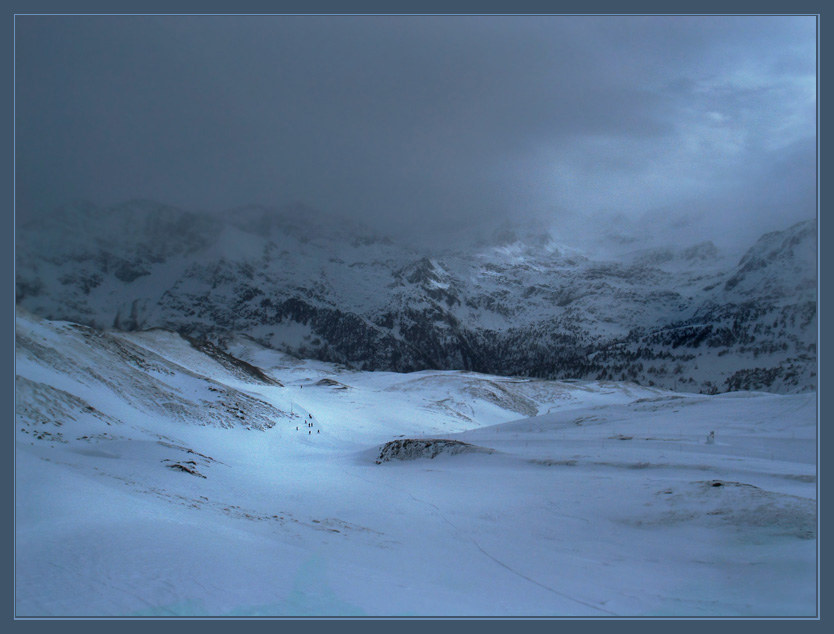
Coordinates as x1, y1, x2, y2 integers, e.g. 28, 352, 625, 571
375, 438, 494, 464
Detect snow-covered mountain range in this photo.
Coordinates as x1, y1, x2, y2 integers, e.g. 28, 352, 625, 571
16, 200, 817, 394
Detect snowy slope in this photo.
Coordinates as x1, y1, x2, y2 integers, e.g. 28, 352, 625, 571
16, 200, 817, 394
15, 310, 817, 617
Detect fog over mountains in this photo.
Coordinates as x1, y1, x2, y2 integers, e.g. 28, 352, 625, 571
16, 200, 817, 395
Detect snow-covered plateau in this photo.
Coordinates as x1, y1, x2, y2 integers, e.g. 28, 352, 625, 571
15, 308, 817, 617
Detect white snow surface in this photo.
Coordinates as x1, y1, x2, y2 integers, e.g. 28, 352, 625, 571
15, 309, 817, 617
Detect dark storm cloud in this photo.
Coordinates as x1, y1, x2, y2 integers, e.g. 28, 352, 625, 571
15, 15, 816, 250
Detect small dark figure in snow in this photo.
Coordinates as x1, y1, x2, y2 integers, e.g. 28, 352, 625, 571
309, 414, 312, 419
296, 426, 298, 431
317, 429, 320, 434
309, 430, 311, 435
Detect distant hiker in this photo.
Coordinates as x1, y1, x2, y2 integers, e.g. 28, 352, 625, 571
317, 429, 320, 434
309, 414, 312, 419
707, 430, 715, 444
309, 430, 311, 435
296, 426, 298, 431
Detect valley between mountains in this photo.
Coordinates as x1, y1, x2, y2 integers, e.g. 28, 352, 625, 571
15, 202, 817, 616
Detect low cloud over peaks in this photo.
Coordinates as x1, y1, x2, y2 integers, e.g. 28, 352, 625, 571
16, 15, 816, 252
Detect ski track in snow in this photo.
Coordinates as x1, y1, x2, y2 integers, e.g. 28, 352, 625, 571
406, 481, 619, 616
338, 461, 616, 615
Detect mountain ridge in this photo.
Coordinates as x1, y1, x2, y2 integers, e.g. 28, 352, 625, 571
16, 200, 817, 394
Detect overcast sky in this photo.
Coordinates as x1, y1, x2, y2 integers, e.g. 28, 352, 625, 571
15, 15, 816, 251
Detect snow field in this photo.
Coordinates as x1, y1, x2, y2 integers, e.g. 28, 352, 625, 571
15, 311, 817, 616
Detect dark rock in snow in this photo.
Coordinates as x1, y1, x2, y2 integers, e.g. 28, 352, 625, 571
166, 462, 207, 478
375, 438, 494, 464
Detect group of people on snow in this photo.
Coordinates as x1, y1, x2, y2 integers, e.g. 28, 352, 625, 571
296, 413, 320, 435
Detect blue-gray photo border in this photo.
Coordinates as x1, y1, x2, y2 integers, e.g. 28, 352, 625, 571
4, 2, 825, 632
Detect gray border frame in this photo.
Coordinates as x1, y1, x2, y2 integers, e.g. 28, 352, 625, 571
5, 1, 825, 631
